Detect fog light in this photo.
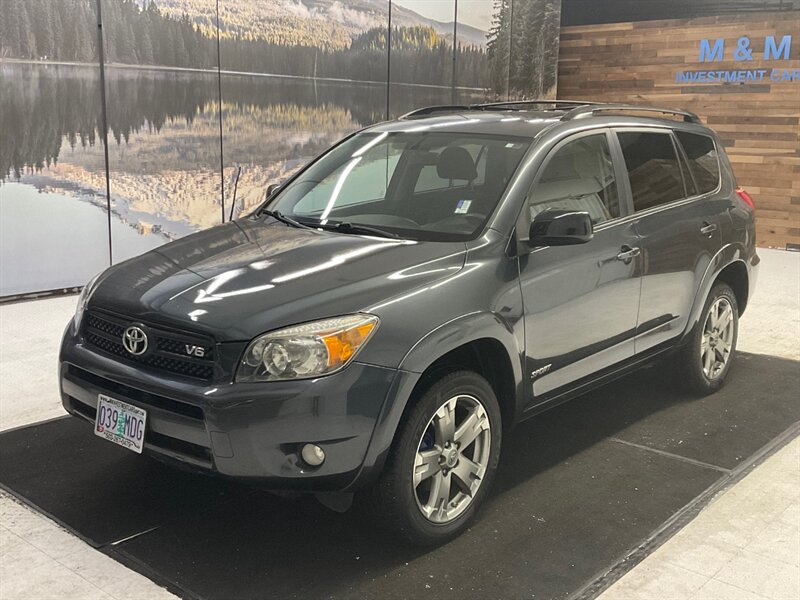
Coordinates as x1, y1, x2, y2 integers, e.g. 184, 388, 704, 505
301, 444, 325, 467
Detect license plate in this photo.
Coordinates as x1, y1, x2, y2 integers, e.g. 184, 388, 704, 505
94, 394, 147, 454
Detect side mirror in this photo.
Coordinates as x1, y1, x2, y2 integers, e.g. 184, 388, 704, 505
265, 182, 282, 199
529, 209, 593, 246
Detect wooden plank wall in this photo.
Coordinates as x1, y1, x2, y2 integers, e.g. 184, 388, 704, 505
561, 1, 800, 26
557, 12, 800, 249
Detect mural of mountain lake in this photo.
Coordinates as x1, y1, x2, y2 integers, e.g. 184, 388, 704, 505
0, 62, 485, 296
0, 182, 168, 296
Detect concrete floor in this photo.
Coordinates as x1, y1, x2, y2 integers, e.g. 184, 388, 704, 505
0, 247, 798, 599
599, 437, 799, 600
0, 294, 76, 432
736, 248, 800, 362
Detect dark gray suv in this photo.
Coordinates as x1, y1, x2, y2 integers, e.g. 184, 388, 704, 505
60, 101, 759, 545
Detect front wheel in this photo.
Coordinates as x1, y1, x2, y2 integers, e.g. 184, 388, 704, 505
676, 282, 739, 396
369, 371, 502, 546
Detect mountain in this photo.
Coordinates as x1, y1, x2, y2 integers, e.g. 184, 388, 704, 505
145, 0, 488, 49
435, 21, 488, 48
380, 2, 489, 48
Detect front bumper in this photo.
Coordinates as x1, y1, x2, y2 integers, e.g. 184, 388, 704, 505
59, 323, 400, 491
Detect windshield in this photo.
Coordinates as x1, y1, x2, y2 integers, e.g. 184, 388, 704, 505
266, 130, 532, 241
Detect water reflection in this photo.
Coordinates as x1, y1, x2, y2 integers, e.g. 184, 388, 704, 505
0, 62, 484, 295
0, 64, 102, 180
0, 182, 159, 296
2, 64, 482, 179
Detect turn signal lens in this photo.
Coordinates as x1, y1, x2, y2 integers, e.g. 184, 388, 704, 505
322, 321, 377, 369
236, 315, 379, 382
736, 187, 755, 211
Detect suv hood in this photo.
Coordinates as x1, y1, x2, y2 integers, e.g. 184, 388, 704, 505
88, 218, 466, 341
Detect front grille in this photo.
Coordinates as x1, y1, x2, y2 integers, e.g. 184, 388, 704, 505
84, 311, 216, 381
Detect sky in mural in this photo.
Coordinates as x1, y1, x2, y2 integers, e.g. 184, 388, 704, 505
394, 0, 494, 31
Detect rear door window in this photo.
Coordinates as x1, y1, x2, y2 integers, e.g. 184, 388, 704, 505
617, 131, 686, 211
676, 132, 721, 195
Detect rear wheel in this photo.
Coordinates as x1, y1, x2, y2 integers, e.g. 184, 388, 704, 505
370, 371, 502, 546
676, 283, 739, 396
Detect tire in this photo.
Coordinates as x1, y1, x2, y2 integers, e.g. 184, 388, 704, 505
368, 370, 502, 546
675, 282, 739, 396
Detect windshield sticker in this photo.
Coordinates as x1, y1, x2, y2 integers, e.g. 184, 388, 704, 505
455, 200, 472, 214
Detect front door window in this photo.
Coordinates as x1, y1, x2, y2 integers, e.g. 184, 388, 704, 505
528, 133, 621, 224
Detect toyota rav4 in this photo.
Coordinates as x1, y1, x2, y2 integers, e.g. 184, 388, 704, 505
60, 100, 759, 545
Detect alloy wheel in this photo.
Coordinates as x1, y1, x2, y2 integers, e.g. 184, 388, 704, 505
700, 297, 735, 380
413, 394, 491, 524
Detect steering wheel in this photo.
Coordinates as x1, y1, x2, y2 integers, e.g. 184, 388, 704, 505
424, 213, 486, 232
346, 214, 420, 229
385, 216, 422, 228
461, 214, 487, 227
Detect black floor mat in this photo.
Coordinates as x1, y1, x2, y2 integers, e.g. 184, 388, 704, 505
0, 418, 251, 546
1, 352, 798, 600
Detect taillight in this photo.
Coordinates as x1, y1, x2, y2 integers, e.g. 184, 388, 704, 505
736, 187, 755, 211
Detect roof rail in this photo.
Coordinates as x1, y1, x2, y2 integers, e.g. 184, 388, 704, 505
399, 101, 702, 124
400, 105, 473, 119
400, 99, 599, 120
562, 104, 702, 124
474, 99, 600, 110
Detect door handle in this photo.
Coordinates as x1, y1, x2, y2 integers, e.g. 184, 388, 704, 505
700, 222, 718, 237
616, 245, 640, 262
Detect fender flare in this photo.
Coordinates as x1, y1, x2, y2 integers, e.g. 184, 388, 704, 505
399, 311, 522, 376
346, 312, 524, 490
682, 243, 749, 343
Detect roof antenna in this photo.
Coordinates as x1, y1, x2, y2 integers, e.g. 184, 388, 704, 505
229, 166, 242, 222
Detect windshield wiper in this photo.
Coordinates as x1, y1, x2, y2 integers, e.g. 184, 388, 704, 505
261, 209, 313, 230
321, 221, 400, 239
262, 211, 399, 239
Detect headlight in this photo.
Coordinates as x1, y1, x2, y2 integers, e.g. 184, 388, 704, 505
236, 314, 379, 382
74, 273, 101, 330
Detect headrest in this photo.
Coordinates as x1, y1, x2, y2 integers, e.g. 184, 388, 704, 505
436, 147, 478, 181
535, 179, 602, 203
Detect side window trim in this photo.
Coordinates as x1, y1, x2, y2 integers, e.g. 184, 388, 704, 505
522, 127, 629, 228
607, 129, 634, 221
672, 130, 699, 197
670, 132, 692, 199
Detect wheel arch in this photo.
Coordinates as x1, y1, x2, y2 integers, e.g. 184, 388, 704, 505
714, 260, 749, 315
347, 313, 524, 490
684, 243, 751, 341
398, 312, 524, 431
404, 337, 519, 434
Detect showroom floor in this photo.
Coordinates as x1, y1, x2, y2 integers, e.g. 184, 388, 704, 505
0, 248, 798, 600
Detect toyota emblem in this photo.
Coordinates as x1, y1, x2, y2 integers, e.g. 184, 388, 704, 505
122, 325, 148, 356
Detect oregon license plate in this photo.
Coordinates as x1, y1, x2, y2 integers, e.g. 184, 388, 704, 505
94, 394, 147, 454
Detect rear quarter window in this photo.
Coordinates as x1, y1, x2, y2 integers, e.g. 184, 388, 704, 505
676, 131, 721, 195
